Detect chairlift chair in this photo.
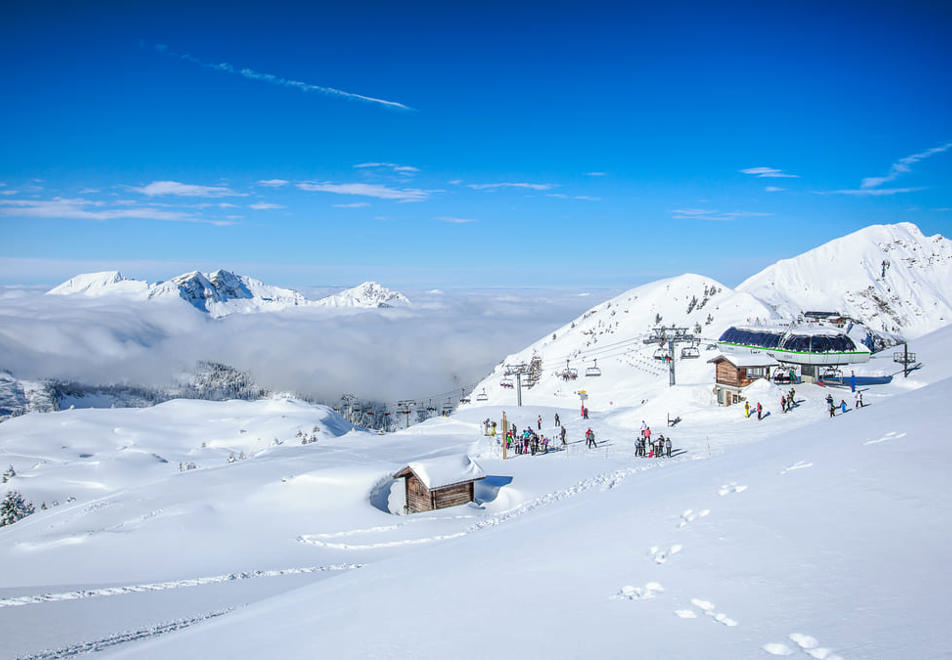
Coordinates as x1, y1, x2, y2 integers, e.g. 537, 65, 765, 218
652, 345, 669, 361
476, 390, 489, 402
559, 359, 578, 381
585, 359, 602, 377
460, 396, 471, 404
680, 345, 700, 359
500, 377, 514, 388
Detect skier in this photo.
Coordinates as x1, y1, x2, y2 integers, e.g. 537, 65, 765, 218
560, 425, 567, 445
829, 402, 836, 418
756, 402, 763, 421
656, 434, 665, 458
840, 399, 847, 414
789, 388, 796, 407
640, 420, 648, 436
585, 428, 597, 448
491, 421, 496, 437
555, 413, 560, 427
744, 401, 751, 419
583, 407, 589, 419
537, 415, 542, 430
825, 393, 834, 409
665, 435, 672, 457
781, 395, 787, 413
856, 391, 864, 408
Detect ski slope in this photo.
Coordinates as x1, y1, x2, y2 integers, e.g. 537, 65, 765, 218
1, 325, 950, 658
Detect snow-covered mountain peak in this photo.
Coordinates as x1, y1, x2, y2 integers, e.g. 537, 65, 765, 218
737, 222, 952, 337
47, 271, 147, 297
317, 281, 411, 308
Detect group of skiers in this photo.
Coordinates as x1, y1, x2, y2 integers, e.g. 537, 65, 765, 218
743, 400, 764, 420
780, 388, 797, 413
636, 420, 670, 457
826, 392, 863, 417
506, 426, 551, 455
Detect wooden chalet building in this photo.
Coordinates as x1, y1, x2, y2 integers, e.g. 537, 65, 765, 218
708, 352, 779, 406
393, 455, 486, 514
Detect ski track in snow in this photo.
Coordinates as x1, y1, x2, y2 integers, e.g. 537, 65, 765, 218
0, 564, 361, 609
20, 609, 231, 659
298, 462, 667, 551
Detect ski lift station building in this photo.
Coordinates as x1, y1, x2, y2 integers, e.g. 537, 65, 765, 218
708, 352, 780, 406
717, 325, 870, 382
393, 455, 486, 514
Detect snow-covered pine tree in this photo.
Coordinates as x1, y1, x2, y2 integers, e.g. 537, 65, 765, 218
1, 490, 35, 526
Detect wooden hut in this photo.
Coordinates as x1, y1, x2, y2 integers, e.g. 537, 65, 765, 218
393, 455, 486, 514
708, 352, 779, 406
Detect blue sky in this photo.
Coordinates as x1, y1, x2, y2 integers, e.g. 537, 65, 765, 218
2, 1, 951, 288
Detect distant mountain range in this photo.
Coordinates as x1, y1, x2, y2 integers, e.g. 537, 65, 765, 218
47, 269, 410, 317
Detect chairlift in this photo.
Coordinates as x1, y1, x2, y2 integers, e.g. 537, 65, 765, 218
585, 358, 602, 377
460, 396, 471, 404
500, 377, 514, 388
653, 345, 669, 361
820, 366, 843, 379
680, 345, 700, 359
476, 390, 489, 402
559, 359, 578, 381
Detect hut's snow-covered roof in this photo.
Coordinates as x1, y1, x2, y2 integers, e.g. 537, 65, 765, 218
394, 454, 486, 490
708, 352, 780, 368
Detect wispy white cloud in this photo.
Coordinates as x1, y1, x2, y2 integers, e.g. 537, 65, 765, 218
135, 181, 243, 198
297, 181, 434, 202
765, 186, 785, 192
671, 208, 773, 221
354, 162, 419, 175
0, 190, 19, 196
333, 202, 371, 208
740, 167, 799, 178
468, 182, 556, 191
447, 179, 462, 185
585, 172, 607, 176
0, 198, 236, 226
436, 216, 477, 224
249, 202, 285, 210
547, 193, 600, 201
154, 44, 412, 111
256, 179, 290, 188
860, 140, 952, 189
826, 187, 926, 196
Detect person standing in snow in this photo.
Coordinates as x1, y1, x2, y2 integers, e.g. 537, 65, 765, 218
840, 399, 847, 414
634, 434, 641, 457
781, 395, 787, 413
789, 388, 796, 407
560, 425, 567, 445
744, 401, 751, 419
583, 407, 589, 419
829, 402, 836, 418
641, 420, 648, 436
537, 415, 542, 430
656, 434, 665, 458
856, 391, 863, 408
585, 428, 597, 448
555, 413, 560, 427
665, 435, 672, 457
756, 402, 763, 421
826, 393, 834, 408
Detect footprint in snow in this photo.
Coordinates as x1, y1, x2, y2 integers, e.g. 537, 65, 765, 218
678, 509, 710, 528
864, 431, 906, 446
718, 483, 748, 496
763, 633, 843, 659
780, 460, 813, 475
611, 582, 664, 601
694, 599, 738, 626
649, 544, 682, 564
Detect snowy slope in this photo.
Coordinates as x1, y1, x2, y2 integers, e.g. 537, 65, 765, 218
46, 271, 411, 317
467, 273, 780, 411
738, 222, 952, 338
0, 327, 948, 658
314, 281, 411, 308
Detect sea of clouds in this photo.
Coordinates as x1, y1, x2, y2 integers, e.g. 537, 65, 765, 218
0, 286, 612, 404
